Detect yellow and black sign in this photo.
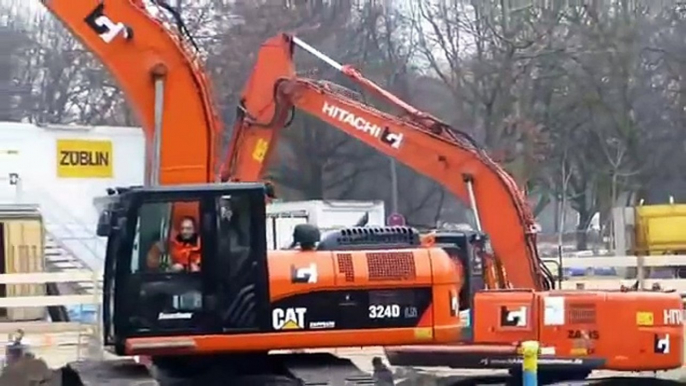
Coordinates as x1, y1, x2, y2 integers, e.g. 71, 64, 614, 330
57, 139, 113, 178
636, 311, 654, 326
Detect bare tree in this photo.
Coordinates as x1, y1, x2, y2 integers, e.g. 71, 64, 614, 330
404, 1, 563, 218
8, 9, 127, 125
0, 26, 29, 121
0, 2, 34, 121
10, 0, 685, 235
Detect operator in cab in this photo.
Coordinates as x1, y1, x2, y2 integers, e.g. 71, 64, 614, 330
147, 216, 202, 272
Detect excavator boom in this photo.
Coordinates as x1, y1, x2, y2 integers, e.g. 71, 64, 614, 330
41, 0, 222, 185
225, 33, 550, 290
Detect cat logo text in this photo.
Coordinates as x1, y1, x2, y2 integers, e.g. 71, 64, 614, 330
272, 307, 307, 330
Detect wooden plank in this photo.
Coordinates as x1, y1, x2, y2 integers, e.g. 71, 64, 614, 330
0, 321, 92, 333
0, 271, 100, 284
560, 255, 686, 268
562, 278, 686, 292
0, 295, 97, 307
7, 256, 684, 278
0, 255, 683, 287
558, 256, 639, 268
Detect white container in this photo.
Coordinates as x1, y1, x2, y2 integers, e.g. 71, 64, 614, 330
266, 200, 386, 249
0, 121, 144, 227
0, 121, 144, 271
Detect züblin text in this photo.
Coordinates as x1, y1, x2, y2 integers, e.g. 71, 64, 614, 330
59, 151, 110, 166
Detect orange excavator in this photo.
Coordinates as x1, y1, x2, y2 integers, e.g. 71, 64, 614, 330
41, 1, 683, 385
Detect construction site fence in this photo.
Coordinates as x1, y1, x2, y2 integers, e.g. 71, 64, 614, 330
4, 256, 686, 304
0, 271, 102, 368
4, 255, 686, 297
549, 254, 686, 294
0, 256, 685, 345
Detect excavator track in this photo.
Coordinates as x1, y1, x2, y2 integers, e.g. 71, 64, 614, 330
276, 352, 376, 385
63, 359, 157, 386
59, 353, 375, 386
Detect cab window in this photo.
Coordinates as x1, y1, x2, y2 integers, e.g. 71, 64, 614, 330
129, 199, 201, 273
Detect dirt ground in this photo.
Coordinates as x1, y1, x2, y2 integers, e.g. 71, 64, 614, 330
3, 322, 685, 384
281, 346, 686, 383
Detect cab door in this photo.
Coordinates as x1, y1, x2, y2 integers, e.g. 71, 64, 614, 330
119, 195, 208, 337
102, 210, 121, 348
211, 190, 270, 333
103, 199, 135, 350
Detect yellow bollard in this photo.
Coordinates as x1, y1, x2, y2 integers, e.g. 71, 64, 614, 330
521, 340, 539, 386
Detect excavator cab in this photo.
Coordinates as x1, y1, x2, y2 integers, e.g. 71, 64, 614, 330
100, 183, 270, 354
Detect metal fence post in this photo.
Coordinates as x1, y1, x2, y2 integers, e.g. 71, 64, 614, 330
91, 270, 103, 360
76, 307, 83, 360
521, 340, 539, 386
636, 255, 645, 290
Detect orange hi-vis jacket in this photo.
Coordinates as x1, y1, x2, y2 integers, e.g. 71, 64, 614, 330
169, 234, 202, 267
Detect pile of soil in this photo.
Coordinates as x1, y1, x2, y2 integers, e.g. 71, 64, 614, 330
0, 356, 61, 386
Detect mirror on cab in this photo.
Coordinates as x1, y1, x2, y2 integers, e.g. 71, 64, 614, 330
95, 188, 129, 237
96, 208, 111, 236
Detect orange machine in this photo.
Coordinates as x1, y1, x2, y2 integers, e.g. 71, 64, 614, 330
220, 32, 685, 379
42, 1, 684, 385
222, 34, 550, 292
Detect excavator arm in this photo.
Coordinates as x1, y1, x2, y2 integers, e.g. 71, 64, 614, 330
225, 33, 553, 290
35, 7, 686, 383
41, 0, 222, 185
41, 0, 550, 290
